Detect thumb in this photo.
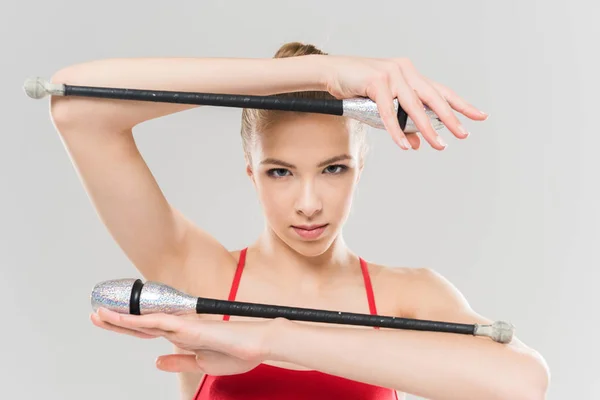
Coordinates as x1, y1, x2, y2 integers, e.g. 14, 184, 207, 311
155, 354, 203, 373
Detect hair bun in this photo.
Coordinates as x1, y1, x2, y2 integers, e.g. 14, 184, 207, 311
273, 41, 328, 58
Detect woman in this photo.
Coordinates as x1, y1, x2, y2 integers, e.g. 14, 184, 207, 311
50, 42, 549, 399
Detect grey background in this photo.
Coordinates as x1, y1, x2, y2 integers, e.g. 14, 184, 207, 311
2, 0, 597, 398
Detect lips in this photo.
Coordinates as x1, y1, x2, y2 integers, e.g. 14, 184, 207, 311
291, 224, 328, 240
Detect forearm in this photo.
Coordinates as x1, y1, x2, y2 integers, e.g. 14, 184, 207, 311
267, 320, 548, 400
49, 55, 328, 129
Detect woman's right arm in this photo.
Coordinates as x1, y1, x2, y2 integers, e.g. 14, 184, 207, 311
49, 55, 328, 288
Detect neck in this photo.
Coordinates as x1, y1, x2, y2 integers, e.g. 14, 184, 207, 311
249, 226, 357, 290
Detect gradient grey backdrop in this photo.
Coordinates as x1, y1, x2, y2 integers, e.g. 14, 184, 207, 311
2, 1, 598, 399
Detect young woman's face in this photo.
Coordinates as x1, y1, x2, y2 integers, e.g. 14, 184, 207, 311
247, 114, 363, 257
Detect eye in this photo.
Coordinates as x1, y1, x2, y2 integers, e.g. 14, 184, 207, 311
267, 168, 291, 178
323, 164, 348, 174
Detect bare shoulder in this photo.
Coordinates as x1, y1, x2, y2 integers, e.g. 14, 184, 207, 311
367, 262, 476, 321
362, 262, 424, 318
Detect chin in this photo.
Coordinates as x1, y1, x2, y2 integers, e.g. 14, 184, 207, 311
290, 241, 331, 257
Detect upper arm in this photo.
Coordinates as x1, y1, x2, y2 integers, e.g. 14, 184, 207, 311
49, 73, 235, 289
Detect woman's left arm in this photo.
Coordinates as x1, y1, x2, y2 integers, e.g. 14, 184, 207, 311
265, 268, 550, 400
92, 268, 550, 399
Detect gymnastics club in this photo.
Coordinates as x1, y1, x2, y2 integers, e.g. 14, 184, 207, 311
23, 77, 444, 134
91, 278, 515, 344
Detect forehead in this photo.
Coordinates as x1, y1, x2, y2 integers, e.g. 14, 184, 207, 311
256, 114, 354, 160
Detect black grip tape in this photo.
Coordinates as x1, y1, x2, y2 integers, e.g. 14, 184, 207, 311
196, 297, 475, 334
64, 85, 344, 115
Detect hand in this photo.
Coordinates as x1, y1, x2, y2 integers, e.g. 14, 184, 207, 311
91, 307, 277, 376
320, 55, 489, 151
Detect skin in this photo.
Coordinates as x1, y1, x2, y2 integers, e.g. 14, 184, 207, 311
92, 114, 549, 399
248, 113, 362, 261
48, 53, 549, 399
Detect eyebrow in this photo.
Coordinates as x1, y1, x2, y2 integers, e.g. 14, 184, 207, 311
260, 154, 353, 169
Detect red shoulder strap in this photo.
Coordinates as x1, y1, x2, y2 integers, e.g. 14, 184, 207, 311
359, 257, 379, 317
223, 248, 247, 321
224, 251, 378, 326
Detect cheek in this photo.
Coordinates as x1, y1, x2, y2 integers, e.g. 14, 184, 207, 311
324, 178, 356, 214
255, 178, 291, 220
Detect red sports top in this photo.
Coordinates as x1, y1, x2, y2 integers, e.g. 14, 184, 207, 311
193, 248, 399, 400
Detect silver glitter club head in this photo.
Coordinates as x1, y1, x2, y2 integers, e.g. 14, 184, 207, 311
138, 281, 197, 315
342, 98, 444, 133
90, 279, 197, 315
90, 278, 138, 314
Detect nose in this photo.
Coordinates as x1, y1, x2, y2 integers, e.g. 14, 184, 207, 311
295, 179, 322, 218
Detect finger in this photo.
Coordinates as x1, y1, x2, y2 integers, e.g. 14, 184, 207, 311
366, 79, 411, 150
409, 78, 470, 140
156, 354, 203, 373
90, 313, 158, 339
392, 71, 447, 151
405, 132, 421, 150
92, 312, 165, 338
96, 308, 180, 337
426, 79, 489, 121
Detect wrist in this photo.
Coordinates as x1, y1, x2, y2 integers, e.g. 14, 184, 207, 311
305, 54, 332, 92
262, 317, 296, 362
273, 54, 330, 93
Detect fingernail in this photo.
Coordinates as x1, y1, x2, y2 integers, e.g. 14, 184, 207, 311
436, 136, 447, 148
458, 125, 470, 138
401, 137, 411, 150
479, 110, 489, 119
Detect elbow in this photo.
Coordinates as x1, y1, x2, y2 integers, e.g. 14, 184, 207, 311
514, 386, 548, 400
49, 66, 105, 131
510, 357, 551, 400
47, 67, 131, 132
48, 68, 79, 130
522, 374, 550, 400
515, 386, 548, 400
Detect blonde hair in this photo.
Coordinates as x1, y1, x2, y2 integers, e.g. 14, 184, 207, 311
241, 41, 368, 165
